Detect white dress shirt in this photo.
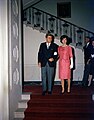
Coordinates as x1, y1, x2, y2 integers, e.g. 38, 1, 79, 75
46, 43, 51, 49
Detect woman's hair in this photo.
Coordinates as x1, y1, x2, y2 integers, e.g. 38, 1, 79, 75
90, 36, 94, 42
60, 35, 69, 44
85, 36, 90, 39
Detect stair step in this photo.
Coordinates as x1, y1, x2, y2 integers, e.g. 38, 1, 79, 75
14, 93, 31, 119
24, 106, 94, 114
21, 92, 32, 100
31, 94, 91, 99
18, 100, 29, 108
25, 110, 94, 120
14, 108, 26, 118
14, 118, 23, 120
27, 100, 94, 107
27, 101, 94, 108
23, 117, 94, 120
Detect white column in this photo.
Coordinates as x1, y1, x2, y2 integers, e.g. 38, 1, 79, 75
0, 0, 9, 120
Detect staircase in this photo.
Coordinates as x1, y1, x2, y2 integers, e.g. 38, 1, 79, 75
23, 85, 94, 120
23, 6, 94, 49
14, 92, 32, 120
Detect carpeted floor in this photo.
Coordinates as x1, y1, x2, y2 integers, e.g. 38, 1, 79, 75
23, 85, 94, 120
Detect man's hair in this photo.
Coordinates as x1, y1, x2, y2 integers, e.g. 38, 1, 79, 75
85, 36, 90, 39
90, 36, 94, 42
45, 33, 54, 38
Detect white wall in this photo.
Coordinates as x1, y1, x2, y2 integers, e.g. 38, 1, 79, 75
32, 0, 94, 33
24, 25, 44, 81
24, 24, 84, 81
0, 0, 9, 120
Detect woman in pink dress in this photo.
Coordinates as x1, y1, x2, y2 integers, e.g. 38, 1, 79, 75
58, 35, 73, 93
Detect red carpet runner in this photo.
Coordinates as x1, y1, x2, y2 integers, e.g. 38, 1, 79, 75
23, 85, 94, 120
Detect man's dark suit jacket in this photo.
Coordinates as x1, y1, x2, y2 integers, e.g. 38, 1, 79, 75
38, 42, 58, 67
83, 42, 92, 65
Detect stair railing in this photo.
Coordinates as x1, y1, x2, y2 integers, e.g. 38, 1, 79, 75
23, 6, 94, 48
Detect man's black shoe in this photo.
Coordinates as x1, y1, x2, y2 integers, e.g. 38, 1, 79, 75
82, 83, 87, 87
42, 91, 46, 96
48, 91, 52, 94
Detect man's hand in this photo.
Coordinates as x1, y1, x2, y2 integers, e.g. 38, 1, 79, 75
38, 62, 41, 67
48, 58, 54, 62
87, 59, 90, 64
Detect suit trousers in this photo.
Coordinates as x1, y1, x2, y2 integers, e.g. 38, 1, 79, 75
41, 62, 55, 92
82, 63, 90, 86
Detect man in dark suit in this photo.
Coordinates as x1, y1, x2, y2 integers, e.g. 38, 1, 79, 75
38, 33, 58, 95
82, 36, 91, 86
87, 37, 94, 86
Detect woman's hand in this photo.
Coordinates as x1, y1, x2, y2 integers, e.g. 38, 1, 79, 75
70, 57, 73, 69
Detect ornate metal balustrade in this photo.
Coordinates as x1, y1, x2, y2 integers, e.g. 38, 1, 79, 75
23, 6, 94, 48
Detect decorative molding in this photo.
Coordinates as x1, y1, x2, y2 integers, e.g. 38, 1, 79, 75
13, 21, 18, 39
12, 0, 18, 16
13, 45, 19, 62
13, 68, 19, 85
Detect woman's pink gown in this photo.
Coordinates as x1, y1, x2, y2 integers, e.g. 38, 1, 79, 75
58, 45, 73, 80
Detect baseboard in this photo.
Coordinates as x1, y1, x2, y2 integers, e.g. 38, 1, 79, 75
23, 81, 83, 86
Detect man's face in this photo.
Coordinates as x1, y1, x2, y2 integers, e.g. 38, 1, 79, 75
85, 38, 90, 43
46, 36, 53, 43
92, 41, 94, 47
